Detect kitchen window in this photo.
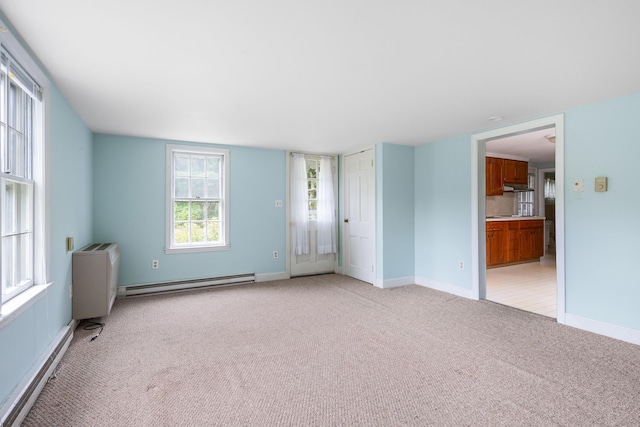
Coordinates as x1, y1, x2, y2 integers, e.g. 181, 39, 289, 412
165, 144, 230, 253
517, 171, 536, 216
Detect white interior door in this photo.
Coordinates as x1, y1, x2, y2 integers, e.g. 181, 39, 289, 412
344, 149, 375, 284
290, 155, 337, 277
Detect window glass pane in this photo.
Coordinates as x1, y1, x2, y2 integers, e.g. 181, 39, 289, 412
1, 233, 32, 295
0, 68, 4, 108
2, 180, 32, 236
191, 178, 205, 198
174, 154, 190, 176
206, 221, 220, 243
174, 222, 189, 244
191, 201, 205, 221
8, 129, 25, 178
307, 161, 317, 178
8, 83, 23, 129
206, 156, 220, 178
206, 179, 220, 198
174, 201, 189, 221
174, 177, 189, 198
206, 202, 220, 220
191, 222, 205, 243
191, 155, 206, 177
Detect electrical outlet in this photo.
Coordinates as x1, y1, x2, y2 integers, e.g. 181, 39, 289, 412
69, 284, 73, 299
273, 251, 279, 259
152, 260, 159, 269
459, 261, 464, 270
275, 200, 283, 207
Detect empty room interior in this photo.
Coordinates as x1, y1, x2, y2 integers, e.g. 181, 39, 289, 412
1, 1, 640, 425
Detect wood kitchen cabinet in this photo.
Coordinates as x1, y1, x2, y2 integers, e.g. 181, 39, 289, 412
486, 221, 507, 266
486, 219, 544, 268
519, 220, 544, 259
506, 221, 520, 262
486, 157, 504, 196
503, 159, 528, 185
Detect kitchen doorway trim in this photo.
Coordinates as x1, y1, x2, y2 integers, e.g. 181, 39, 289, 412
470, 114, 566, 324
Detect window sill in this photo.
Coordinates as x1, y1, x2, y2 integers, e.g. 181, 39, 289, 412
0, 283, 51, 331
165, 244, 230, 255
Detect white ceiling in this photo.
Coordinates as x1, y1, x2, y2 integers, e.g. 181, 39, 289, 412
1, 1, 639, 155
486, 128, 556, 164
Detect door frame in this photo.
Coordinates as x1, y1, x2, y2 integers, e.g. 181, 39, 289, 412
471, 114, 566, 324
285, 151, 339, 278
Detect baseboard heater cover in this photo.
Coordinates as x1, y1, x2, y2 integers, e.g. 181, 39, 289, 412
2, 323, 74, 427
119, 273, 255, 297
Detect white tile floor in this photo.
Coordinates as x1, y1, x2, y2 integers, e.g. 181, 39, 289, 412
486, 253, 557, 318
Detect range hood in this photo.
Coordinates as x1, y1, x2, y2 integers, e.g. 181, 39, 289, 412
503, 183, 534, 192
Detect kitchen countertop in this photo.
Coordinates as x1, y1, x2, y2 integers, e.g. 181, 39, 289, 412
486, 215, 545, 222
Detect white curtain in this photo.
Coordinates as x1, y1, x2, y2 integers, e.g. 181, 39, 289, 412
544, 177, 556, 199
291, 154, 309, 255
317, 156, 336, 254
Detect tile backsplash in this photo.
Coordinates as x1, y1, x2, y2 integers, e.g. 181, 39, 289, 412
486, 193, 516, 217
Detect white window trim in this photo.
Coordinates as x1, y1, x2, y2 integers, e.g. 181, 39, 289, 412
0, 19, 49, 310
165, 144, 230, 254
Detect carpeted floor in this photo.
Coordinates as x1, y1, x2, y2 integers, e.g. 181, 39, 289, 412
23, 274, 640, 426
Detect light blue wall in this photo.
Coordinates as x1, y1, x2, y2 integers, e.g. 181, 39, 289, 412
379, 143, 415, 281
564, 92, 640, 329
0, 85, 93, 406
413, 92, 640, 332
92, 134, 287, 286
414, 135, 473, 289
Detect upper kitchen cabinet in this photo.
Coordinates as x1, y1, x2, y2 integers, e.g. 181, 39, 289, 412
486, 157, 504, 196
503, 159, 528, 185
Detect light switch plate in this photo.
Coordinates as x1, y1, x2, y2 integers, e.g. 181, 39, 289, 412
573, 179, 584, 192
595, 177, 607, 192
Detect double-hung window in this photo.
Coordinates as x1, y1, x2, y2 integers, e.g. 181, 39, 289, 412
1, 48, 42, 304
166, 144, 230, 253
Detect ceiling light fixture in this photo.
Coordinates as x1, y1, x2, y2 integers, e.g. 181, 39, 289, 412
545, 134, 556, 143
488, 116, 503, 122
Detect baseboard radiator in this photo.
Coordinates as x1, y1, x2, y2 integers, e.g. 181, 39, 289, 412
2, 323, 74, 427
119, 273, 256, 298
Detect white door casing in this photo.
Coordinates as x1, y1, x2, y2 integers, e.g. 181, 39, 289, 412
344, 149, 375, 284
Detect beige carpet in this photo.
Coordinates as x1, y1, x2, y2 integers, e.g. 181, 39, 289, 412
24, 274, 640, 426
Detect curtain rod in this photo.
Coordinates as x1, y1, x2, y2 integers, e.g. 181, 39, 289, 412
289, 152, 336, 158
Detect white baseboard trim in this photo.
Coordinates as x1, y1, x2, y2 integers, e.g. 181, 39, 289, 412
564, 313, 640, 346
379, 276, 415, 289
415, 276, 475, 299
1, 320, 75, 427
255, 272, 289, 282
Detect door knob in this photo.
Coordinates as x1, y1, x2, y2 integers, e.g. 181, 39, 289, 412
344, 219, 349, 223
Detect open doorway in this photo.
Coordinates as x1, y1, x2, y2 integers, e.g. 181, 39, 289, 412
472, 115, 566, 324
485, 129, 556, 317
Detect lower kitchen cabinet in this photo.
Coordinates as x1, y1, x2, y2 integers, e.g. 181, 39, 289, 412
486, 219, 544, 267
506, 221, 520, 262
486, 222, 507, 266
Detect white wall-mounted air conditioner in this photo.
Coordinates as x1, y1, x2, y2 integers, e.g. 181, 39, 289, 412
72, 243, 120, 320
